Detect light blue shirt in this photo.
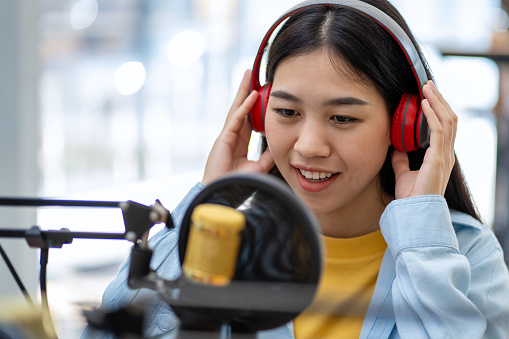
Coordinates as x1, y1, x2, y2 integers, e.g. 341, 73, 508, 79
82, 183, 509, 338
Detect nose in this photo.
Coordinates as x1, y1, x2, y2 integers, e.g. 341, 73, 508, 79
294, 122, 331, 158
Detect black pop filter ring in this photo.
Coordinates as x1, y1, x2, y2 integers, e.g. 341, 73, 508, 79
174, 173, 322, 332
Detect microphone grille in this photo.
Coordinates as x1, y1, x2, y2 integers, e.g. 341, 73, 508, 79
183, 204, 245, 286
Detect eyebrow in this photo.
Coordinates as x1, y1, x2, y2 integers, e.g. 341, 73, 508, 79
270, 90, 369, 106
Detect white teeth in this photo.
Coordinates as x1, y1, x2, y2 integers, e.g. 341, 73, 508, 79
300, 169, 334, 180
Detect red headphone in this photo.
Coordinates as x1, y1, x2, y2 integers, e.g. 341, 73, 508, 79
248, 0, 430, 152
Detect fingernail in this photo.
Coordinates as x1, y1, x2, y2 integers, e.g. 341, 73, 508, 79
429, 80, 437, 90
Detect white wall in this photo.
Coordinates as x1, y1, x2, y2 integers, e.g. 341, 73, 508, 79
0, 0, 40, 303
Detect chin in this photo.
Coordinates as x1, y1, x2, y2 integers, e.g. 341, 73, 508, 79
292, 192, 334, 214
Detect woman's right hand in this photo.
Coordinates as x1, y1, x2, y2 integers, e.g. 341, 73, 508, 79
202, 70, 275, 186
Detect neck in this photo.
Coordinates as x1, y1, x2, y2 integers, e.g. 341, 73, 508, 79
316, 189, 393, 239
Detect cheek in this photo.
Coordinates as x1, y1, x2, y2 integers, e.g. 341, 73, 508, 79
366, 114, 392, 148
346, 120, 391, 166
370, 123, 392, 169
264, 123, 281, 157
264, 116, 291, 165
264, 113, 277, 148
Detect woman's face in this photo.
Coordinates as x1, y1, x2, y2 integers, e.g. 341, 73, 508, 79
264, 49, 392, 233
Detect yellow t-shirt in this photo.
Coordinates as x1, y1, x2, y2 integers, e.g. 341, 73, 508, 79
294, 230, 387, 339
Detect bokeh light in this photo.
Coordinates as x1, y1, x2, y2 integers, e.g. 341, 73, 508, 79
114, 61, 146, 96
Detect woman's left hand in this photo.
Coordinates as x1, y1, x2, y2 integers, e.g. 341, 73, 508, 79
392, 80, 457, 199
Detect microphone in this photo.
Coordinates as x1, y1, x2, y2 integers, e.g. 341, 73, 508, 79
182, 203, 246, 286
0, 300, 57, 339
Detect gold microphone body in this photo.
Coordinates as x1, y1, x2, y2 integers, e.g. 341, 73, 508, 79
182, 204, 245, 286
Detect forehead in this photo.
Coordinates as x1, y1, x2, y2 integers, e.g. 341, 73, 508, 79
274, 48, 371, 86
272, 49, 377, 95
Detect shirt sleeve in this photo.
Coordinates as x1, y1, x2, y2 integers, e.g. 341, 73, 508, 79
81, 182, 206, 339
380, 195, 509, 338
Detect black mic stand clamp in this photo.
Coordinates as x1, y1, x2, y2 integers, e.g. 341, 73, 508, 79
121, 200, 163, 293
25, 226, 73, 249
121, 199, 173, 243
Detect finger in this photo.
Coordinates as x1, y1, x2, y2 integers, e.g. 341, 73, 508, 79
421, 98, 451, 196
221, 90, 258, 137
421, 98, 445, 155
424, 82, 457, 144
391, 149, 410, 178
257, 148, 275, 173
423, 83, 447, 121
429, 81, 456, 120
423, 84, 456, 166
226, 70, 253, 122
432, 81, 458, 146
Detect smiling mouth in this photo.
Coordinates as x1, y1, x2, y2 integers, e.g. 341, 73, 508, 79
299, 169, 338, 182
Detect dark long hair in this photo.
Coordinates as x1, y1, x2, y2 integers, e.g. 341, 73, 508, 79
260, 0, 481, 222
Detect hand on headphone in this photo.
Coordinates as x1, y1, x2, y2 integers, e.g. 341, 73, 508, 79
202, 70, 275, 186
392, 81, 457, 199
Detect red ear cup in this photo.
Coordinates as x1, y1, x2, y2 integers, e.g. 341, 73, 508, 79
248, 83, 272, 135
391, 93, 421, 152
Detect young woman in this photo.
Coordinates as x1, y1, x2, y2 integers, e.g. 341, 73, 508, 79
83, 1, 509, 338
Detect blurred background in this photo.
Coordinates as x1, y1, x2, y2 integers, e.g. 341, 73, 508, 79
1, 0, 509, 337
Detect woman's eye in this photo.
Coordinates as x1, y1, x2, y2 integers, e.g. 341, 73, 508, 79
275, 109, 298, 118
332, 115, 356, 124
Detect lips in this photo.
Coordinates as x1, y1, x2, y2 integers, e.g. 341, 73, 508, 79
295, 168, 339, 192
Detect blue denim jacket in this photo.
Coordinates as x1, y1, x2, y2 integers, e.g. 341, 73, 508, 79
82, 182, 509, 338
